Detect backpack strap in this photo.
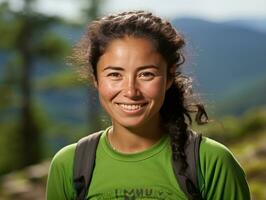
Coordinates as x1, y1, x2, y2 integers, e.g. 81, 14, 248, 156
172, 131, 203, 200
73, 131, 103, 200
73, 130, 202, 200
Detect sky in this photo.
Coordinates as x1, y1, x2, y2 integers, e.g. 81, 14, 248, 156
5, 0, 266, 22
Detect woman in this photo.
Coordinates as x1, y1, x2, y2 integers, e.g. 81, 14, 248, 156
46, 11, 250, 200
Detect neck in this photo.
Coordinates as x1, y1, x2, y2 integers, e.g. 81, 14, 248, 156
108, 116, 165, 153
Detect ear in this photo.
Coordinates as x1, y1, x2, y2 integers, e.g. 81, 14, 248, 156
166, 65, 176, 90
92, 75, 98, 89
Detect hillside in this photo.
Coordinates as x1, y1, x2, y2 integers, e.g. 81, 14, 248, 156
223, 18, 266, 33
172, 18, 266, 114
215, 74, 266, 115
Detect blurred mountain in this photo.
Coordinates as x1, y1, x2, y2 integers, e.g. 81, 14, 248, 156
223, 18, 266, 33
215, 73, 266, 115
1, 18, 266, 119
172, 18, 266, 115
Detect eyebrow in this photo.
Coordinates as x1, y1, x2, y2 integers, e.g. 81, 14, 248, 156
103, 65, 159, 71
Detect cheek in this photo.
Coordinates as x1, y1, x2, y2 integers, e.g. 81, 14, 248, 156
97, 80, 120, 101
141, 79, 167, 101
97, 83, 115, 113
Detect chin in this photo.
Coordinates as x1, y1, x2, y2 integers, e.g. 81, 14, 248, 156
115, 119, 145, 129
112, 114, 157, 130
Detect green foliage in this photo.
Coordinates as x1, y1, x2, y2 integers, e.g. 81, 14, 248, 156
0, 120, 21, 175
228, 128, 266, 200
33, 31, 70, 60
80, 0, 103, 22
0, 102, 49, 175
194, 106, 266, 143
0, 0, 71, 169
215, 74, 266, 116
36, 70, 83, 91
0, 0, 104, 172
241, 107, 266, 133
250, 180, 266, 200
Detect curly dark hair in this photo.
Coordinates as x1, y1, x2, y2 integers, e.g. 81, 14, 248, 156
71, 10, 208, 172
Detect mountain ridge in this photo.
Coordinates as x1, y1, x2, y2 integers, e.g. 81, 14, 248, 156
1, 17, 265, 117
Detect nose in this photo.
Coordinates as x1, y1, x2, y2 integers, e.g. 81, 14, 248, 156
123, 77, 140, 99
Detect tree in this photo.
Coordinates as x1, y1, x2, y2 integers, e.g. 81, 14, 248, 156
0, 0, 69, 169
82, 0, 108, 133
0, 0, 106, 172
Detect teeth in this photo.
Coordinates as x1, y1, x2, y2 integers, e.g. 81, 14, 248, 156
119, 104, 143, 110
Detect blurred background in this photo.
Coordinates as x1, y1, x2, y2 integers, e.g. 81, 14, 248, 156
0, 0, 265, 199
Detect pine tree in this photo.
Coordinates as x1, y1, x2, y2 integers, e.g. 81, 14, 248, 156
0, 0, 69, 168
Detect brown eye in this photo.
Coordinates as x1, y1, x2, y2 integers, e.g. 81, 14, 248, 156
107, 72, 120, 77
106, 72, 122, 80
138, 72, 155, 80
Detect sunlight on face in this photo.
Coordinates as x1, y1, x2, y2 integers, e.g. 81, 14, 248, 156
95, 37, 173, 129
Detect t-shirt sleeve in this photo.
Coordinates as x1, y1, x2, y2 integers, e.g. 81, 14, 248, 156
199, 137, 251, 200
46, 144, 76, 200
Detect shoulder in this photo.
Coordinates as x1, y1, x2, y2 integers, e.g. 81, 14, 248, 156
53, 143, 77, 161
46, 144, 78, 199
199, 136, 239, 166
50, 143, 77, 171
197, 136, 243, 185
198, 137, 251, 199
198, 136, 247, 184
198, 137, 250, 199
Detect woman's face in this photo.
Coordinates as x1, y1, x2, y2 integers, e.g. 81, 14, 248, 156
95, 36, 173, 129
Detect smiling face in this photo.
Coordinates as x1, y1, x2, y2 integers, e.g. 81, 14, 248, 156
95, 36, 173, 129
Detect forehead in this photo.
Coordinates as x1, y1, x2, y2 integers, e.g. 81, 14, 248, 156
97, 37, 166, 70
105, 36, 157, 52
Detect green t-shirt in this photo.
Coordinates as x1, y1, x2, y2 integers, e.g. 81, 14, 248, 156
46, 128, 250, 200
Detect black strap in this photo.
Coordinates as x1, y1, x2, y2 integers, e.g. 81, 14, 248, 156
74, 130, 202, 200
172, 131, 203, 200
73, 131, 103, 200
